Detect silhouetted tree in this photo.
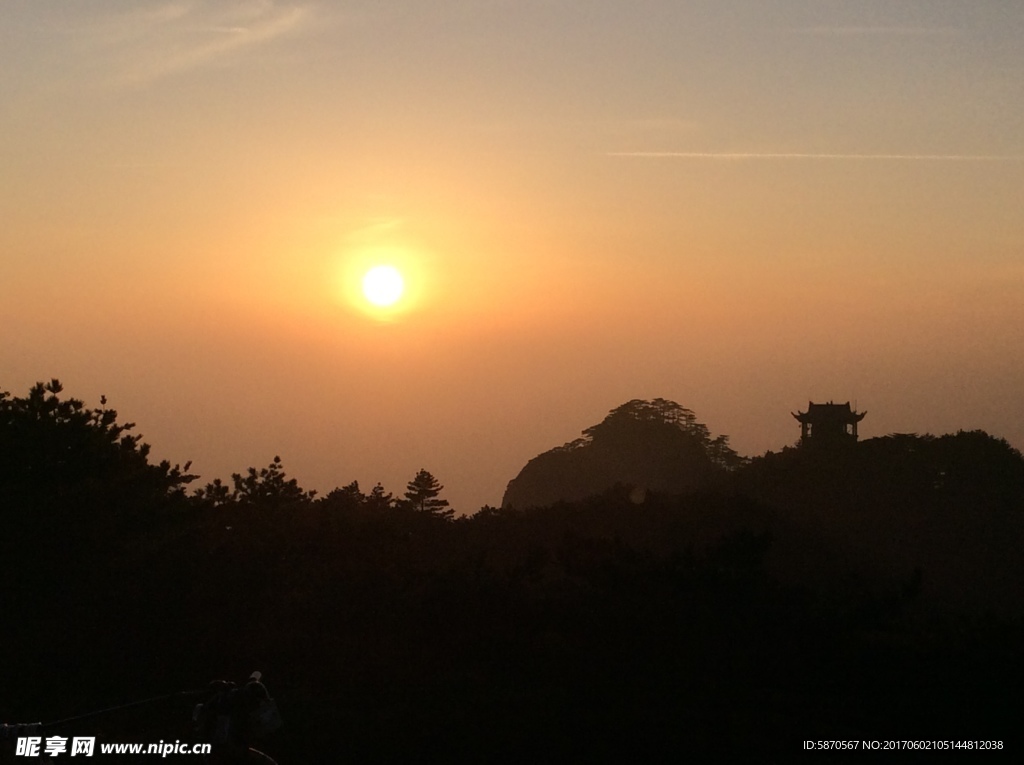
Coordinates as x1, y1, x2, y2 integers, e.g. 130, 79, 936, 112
197, 455, 314, 510
365, 482, 394, 512
404, 468, 453, 519
0, 379, 195, 513
0, 380, 198, 699
194, 477, 234, 508
322, 480, 366, 512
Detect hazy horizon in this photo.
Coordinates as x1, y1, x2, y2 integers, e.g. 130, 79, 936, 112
4, 0, 1023, 512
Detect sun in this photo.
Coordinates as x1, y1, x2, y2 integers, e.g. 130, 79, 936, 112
361, 265, 405, 307
337, 248, 424, 320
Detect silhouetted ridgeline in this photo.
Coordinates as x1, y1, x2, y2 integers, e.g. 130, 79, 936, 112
503, 399, 745, 509
2, 382, 1022, 760
505, 399, 1024, 615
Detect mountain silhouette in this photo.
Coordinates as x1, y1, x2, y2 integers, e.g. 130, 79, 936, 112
502, 398, 743, 509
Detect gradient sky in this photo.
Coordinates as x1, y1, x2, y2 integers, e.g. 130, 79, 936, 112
3, 0, 1023, 513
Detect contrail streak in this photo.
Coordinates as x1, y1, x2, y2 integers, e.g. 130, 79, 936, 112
608, 152, 1024, 161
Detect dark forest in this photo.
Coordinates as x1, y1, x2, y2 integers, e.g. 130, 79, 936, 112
2, 383, 1021, 761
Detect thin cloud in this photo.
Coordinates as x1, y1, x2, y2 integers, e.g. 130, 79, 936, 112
346, 218, 407, 245
79, 1, 311, 88
78, 3, 194, 47
785, 26, 960, 37
607, 152, 1024, 162
608, 117, 700, 133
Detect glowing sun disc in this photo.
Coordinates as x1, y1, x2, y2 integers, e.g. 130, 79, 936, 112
362, 265, 404, 307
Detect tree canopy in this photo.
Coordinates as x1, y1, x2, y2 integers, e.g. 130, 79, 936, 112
0, 379, 195, 513
404, 468, 453, 519
579, 398, 744, 470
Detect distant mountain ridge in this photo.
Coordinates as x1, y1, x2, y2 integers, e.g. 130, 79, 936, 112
502, 398, 744, 509
503, 397, 1024, 515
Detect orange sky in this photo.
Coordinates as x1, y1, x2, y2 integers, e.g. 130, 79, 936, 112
3, 1, 1023, 511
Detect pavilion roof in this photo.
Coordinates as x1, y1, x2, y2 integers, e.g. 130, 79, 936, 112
792, 401, 866, 423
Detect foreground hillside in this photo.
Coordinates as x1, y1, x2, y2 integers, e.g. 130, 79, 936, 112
2, 384, 1022, 760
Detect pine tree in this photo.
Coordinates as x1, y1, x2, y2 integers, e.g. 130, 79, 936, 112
403, 469, 453, 519
365, 482, 393, 512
